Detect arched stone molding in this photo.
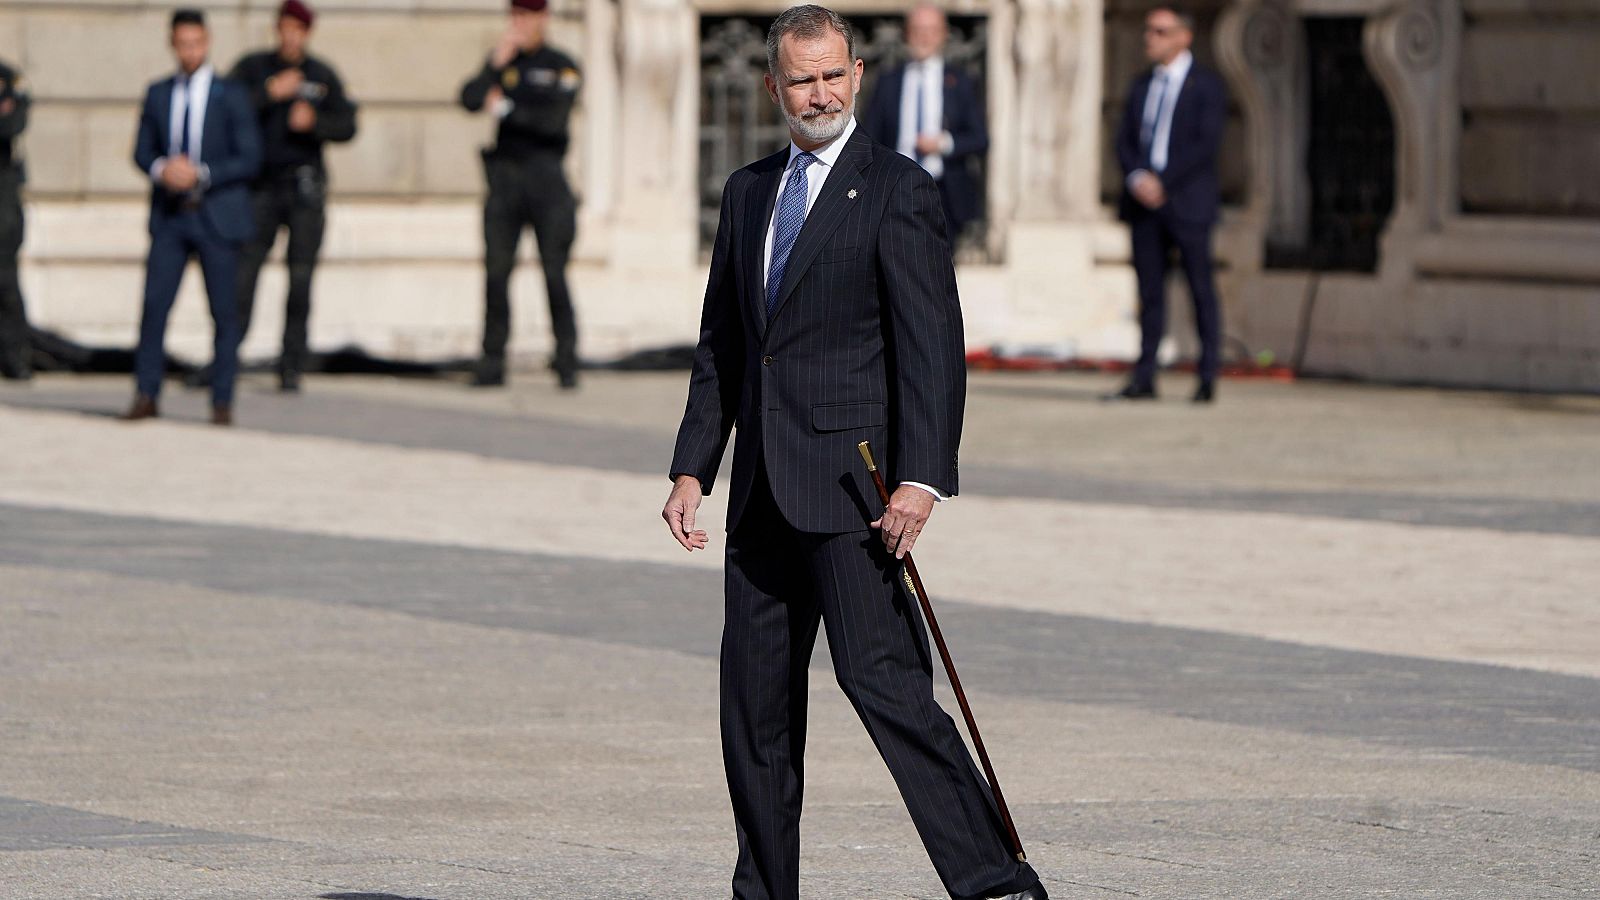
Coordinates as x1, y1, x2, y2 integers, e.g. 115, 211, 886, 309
1215, 0, 1306, 263
1363, 0, 1460, 275
1214, 0, 1461, 278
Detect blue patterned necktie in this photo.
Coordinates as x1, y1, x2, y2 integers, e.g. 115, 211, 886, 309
1140, 72, 1167, 159
767, 151, 817, 315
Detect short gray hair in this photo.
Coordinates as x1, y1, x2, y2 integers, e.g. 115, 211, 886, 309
766, 5, 856, 76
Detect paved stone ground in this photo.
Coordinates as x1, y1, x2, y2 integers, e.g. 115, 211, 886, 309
0, 371, 1597, 899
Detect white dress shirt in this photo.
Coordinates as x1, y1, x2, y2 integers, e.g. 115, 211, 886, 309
1130, 50, 1192, 187
150, 63, 214, 188
761, 115, 948, 503
894, 57, 953, 179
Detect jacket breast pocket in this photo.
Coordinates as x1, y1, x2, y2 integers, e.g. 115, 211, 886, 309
811, 400, 885, 432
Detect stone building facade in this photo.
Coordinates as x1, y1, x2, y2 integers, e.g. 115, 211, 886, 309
4, 0, 1596, 391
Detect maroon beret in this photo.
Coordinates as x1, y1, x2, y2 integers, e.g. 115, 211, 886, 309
278, 0, 314, 27
511, 0, 549, 11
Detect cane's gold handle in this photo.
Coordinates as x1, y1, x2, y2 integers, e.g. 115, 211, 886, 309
857, 441, 878, 472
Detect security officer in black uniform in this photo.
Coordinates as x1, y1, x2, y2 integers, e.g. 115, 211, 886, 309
0, 58, 31, 381
460, 0, 581, 389
228, 0, 357, 392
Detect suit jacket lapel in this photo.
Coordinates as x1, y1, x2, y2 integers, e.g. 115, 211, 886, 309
743, 153, 785, 339
767, 129, 872, 326
200, 79, 225, 163
156, 79, 175, 155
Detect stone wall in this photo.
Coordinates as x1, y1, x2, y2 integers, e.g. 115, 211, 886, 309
1457, 0, 1600, 218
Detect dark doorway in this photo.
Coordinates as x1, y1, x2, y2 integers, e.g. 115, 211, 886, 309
1268, 17, 1396, 272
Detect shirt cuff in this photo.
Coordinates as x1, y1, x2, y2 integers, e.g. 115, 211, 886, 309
149, 157, 168, 184
901, 481, 948, 502
940, 131, 954, 156
1127, 168, 1153, 190
492, 96, 514, 119
196, 162, 211, 191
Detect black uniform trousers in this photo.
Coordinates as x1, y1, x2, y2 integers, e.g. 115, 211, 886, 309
482, 152, 577, 376
0, 165, 29, 378
722, 466, 1038, 900
1129, 210, 1222, 389
237, 168, 327, 377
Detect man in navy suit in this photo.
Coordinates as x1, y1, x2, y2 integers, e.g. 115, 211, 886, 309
1109, 4, 1227, 403
124, 8, 262, 425
661, 7, 1045, 899
859, 3, 988, 246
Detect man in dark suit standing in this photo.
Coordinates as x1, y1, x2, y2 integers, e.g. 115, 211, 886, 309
661, 7, 1045, 899
1109, 4, 1227, 403
859, 3, 988, 246
124, 8, 262, 425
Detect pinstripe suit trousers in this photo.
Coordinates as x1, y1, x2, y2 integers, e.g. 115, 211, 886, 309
720, 467, 1038, 900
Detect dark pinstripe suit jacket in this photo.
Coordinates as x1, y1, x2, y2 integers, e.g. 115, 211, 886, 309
670, 126, 966, 534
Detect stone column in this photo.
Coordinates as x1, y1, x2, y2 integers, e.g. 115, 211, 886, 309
1215, 0, 1305, 272
991, 0, 1108, 349
609, 0, 699, 270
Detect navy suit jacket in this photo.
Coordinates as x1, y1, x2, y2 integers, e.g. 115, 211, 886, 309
1115, 63, 1226, 226
860, 62, 988, 229
671, 127, 966, 534
133, 72, 262, 243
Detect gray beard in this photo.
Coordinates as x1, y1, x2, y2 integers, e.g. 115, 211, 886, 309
786, 102, 852, 144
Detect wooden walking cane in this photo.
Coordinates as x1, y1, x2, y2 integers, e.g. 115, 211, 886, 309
857, 440, 1028, 863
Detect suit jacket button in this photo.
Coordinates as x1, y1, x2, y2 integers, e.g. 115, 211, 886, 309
761, 355, 774, 366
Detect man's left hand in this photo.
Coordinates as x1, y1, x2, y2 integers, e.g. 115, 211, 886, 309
288, 100, 317, 133
871, 485, 936, 560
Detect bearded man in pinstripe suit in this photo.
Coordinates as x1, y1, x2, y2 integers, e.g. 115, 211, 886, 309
661, 7, 1046, 899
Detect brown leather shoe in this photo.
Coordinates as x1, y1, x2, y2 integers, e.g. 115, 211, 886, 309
119, 395, 159, 421
210, 405, 233, 427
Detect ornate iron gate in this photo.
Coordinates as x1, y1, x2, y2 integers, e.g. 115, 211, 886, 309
1273, 16, 1396, 272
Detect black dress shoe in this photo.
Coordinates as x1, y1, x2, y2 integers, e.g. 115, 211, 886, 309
557, 369, 579, 390
211, 404, 233, 427
1101, 383, 1157, 402
120, 395, 160, 421
279, 370, 302, 393
1192, 381, 1216, 404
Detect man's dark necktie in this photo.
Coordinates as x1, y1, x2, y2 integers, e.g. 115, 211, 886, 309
766, 151, 816, 316
176, 78, 192, 157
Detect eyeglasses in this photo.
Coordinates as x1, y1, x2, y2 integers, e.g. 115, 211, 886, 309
1144, 25, 1174, 36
